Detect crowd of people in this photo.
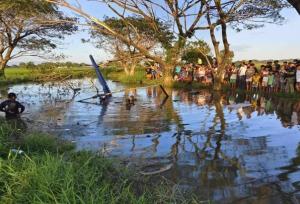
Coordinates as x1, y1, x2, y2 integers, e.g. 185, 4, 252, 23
172, 59, 300, 94
145, 63, 163, 80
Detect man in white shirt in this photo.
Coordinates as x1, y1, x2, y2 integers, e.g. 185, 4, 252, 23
238, 62, 247, 89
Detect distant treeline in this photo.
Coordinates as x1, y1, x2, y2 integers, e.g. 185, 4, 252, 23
234, 59, 297, 65
9, 62, 91, 69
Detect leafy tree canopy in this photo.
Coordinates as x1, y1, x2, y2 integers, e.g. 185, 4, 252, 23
0, 0, 77, 74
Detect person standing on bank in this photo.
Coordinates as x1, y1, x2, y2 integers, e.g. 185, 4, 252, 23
0, 93, 25, 119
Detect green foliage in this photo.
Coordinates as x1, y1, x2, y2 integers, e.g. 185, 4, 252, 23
22, 133, 75, 154
91, 16, 174, 50
0, 0, 57, 13
182, 40, 212, 65
220, 50, 235, 63
0, 121, 21, 157
0, 0, 77, 72
88, 16, 175, 76
0, 119, 75, 156
0, 152, 147, 204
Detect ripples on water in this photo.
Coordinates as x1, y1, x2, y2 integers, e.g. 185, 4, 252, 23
1, 78, 300, 203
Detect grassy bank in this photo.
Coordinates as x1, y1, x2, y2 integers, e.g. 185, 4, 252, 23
0, 67, 96, 86
0, 120, 201, 204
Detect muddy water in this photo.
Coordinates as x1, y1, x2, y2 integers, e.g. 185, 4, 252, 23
2, 78, 300, 203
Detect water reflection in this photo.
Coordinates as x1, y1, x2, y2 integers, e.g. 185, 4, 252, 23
3, 79, 300, 203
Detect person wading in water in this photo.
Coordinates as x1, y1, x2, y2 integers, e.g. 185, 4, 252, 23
0, 93, 25, 119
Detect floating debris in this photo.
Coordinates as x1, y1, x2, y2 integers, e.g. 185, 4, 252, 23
140, 163, 173, 175
10, 149, 24, 155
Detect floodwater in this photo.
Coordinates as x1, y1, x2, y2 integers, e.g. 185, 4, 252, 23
2, 78, 300, 203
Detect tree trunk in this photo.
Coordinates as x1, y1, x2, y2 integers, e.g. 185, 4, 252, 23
0, 61, 7, 78
129, 64, 136, 76
288, 0, 300, 14
161, 62, 176, 87
213, 72, 223, 91
124, 66, 130, 75
0, 46, 14, 79
213, 64, 227, 91
211, 0, 231, 91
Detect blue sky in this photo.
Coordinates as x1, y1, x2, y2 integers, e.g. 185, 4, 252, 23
14, 2, 300, 64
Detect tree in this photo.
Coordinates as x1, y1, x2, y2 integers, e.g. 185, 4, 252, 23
47, 0, 289, 88
88, 16, 174, 76
0, 0, 77, 77
287, 0, 300, 14
46, 0, 208, 84
203, 0, 288, 90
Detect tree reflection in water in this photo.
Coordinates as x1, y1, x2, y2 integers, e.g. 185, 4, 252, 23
6, 81, 300, 203
97, 87, 300, 203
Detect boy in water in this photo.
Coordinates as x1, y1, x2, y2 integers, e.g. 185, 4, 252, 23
0, 93, 25, 119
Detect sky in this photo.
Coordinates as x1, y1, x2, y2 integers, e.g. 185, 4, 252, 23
13, 1, 300, 65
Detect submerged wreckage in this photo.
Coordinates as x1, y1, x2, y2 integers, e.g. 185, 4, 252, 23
78, 55, 168, 106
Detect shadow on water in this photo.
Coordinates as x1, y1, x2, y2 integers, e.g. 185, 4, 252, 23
3, 79, 300, 203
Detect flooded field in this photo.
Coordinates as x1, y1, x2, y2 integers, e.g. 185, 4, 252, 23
2, 78, 300, 203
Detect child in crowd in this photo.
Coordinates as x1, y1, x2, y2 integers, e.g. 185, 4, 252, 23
146, 67, 152, 79
205, 68, 213, 85
198, 65, 206, 83
230, 64, 237, 89
246, 64, 255, 91
252, 70, 261, 92
274, 71, 281, 93
261, 66, 269, 92
267, 71, 275, 93
279, 67, 286, 93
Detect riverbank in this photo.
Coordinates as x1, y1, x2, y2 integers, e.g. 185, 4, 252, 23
103, 67, 300, 99
0, 120, 202, 203
2, 66, 300, 99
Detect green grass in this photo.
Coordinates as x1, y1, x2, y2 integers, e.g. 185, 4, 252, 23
0, 119, 205, 204
102, 66, 164, 86
0, 153, 149, 204
0, 67, 96, 86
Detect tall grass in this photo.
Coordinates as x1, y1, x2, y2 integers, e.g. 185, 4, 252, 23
0, 152, 150, 204
0, 120, 205, 204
